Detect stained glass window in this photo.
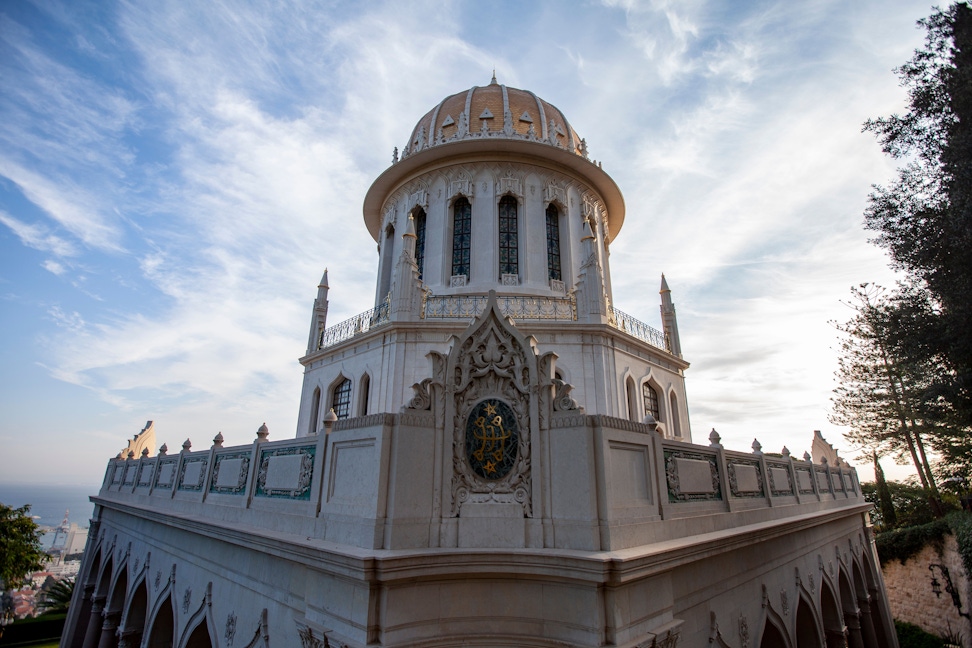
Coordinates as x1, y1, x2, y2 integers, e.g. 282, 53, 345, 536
452, 197, 471, 277
545, 204, 562, 281
414, 209, 426, 280
465, 398, 518, 480
331, 378, 352, 420
499, 195, 518, 276
643, 383, 659, 420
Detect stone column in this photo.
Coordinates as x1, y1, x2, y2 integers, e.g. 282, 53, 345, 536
117, 628, 139, 648
857, 597, 879, 648
80, 596, 105, 648
844, 611, 865, 648
825, 628, 847, 648
96, 609, 121, 648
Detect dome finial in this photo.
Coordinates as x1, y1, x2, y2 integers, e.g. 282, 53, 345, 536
490, 68, 497, 85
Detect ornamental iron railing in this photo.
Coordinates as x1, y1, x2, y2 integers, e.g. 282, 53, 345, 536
317, 296, 390, 350
422, 293, 576, 321
610, 307, 670, 352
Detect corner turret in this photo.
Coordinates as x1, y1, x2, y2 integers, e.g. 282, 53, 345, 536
306, 269, 329, 354
659, 274, 682, 357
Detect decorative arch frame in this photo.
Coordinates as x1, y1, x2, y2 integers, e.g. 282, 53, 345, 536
758, 585, 794, 648
308, 386, 322, 436
638, 372, 667, 434
104, 544, 131, 611
144, 564, 179, 647
666, 387, 682, 438
793, 583, 824, 647
817, 574, 845, 645
327, 372, 354, 420
177, 582, 217, 648
357, 372, 371, 417
119, 551, 150, 635
621, 370, 638, 422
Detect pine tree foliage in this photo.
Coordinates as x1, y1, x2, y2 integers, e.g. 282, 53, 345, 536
830, 284, 942, 496
863, 3, 972, 429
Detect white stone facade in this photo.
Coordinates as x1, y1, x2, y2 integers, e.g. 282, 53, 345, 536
62, 79, 897, 648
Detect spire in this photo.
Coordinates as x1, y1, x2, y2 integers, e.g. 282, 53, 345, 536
307, 268, 331, 355
490, 69, 498, 85
575, 218, 608, 322
390, 215, 422, 320
659, 274, 682, 357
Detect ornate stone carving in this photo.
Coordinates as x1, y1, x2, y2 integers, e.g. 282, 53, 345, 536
155, 570, 161, 589
296, 621, 345, 648
727, 459, 764, 498
780, 589, 789, 615
739, 615, 750, 648
405, 378, 433, 411
551, 379, 579, 412
226, 613, 237, 646
766, 460, 794, 496
447, 291, 534, 517
664, 449, 722, 502
450, 274, 467, 288
182, 587, 191, 614
242, 609, 270, 648
177, 457, 208, 492
255, 445, 316, 500
210, 452, 251, 495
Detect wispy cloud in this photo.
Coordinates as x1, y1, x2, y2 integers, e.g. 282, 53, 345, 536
0, 0, 937, 481
0, 210, 78, 257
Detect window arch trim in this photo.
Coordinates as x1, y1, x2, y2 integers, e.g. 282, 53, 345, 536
451, 196, 472, 279
329, 375, 353, 420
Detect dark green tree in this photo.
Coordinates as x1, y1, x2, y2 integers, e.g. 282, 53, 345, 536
863, 2, 972, 439
0, 503, 47, 589
873, 452, 898, 529
831, 284, 941, 507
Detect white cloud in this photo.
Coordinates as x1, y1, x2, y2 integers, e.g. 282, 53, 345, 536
0, 0, 940, 482
42, 259, 66, 275
0, 210, 78, 257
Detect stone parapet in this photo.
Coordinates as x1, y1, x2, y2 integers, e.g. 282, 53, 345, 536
96, 413, 864, 552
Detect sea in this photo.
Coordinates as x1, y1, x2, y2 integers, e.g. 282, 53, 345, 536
0, 482, 101, 550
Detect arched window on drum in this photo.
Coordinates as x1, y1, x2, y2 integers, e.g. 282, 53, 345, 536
413, 208, 427, 280
498, 195, 518, 277
452, 197, 471, 278
545, 203, 562, 281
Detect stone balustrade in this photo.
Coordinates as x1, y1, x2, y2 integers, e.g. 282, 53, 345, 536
96, 415, 863, 551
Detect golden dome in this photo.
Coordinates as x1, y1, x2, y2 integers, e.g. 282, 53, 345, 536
399, 77, 588, 160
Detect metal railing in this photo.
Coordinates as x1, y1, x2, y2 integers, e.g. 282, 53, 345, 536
422, 293, 576, 321
610, 307, 669, 352
317, 297, 390, 350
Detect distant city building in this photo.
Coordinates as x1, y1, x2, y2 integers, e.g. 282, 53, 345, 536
64, 77, 895, 647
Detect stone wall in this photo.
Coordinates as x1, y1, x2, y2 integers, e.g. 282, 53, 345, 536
883, 534, 972, 646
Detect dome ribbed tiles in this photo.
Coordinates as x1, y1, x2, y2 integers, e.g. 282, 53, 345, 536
402, 82, 585, 159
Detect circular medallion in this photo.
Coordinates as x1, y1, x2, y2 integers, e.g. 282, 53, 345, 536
465, 399, 518, 480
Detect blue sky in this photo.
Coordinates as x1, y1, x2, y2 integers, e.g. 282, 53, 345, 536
0, 0, 934, 487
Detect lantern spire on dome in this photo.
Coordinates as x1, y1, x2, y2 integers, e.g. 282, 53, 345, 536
490, 69, 497, 85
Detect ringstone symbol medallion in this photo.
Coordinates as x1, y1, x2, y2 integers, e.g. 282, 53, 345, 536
465, 399, 518, 480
